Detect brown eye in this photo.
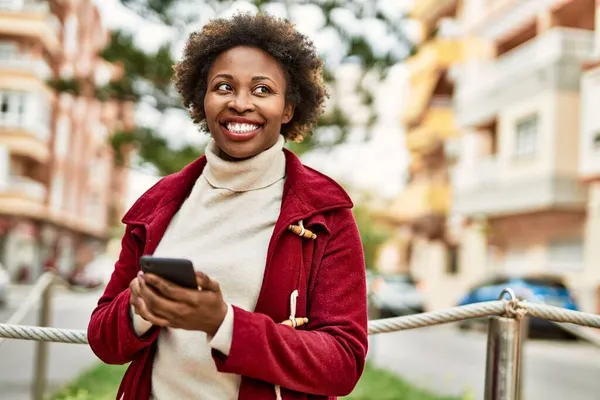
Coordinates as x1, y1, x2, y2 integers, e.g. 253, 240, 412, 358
253, 85, 271, 95
217, 83, 232, 91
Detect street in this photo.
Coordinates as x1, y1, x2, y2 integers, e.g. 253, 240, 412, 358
0, 282, 599, 400
370, 325, 600, 400
0, 285, 104, 400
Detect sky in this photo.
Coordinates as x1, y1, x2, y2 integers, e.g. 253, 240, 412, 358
91, 0, 416, 207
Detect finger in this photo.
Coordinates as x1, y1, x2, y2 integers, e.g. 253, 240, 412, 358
195, 271, 220, 292
130, 277, 141, 297
143, 273, 193, 301
136, 297, 170, 327
138, 278, 182, 317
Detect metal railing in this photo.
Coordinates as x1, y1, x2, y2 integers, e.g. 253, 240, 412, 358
1, 274, 600, 400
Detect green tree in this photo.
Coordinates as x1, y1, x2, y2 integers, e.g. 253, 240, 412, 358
352, 203, 391, 270
101, 0, 415, 175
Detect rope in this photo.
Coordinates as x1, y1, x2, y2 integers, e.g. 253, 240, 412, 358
1, 300, 599, 344
368, 300, 507, 334
0, 324, 87, 344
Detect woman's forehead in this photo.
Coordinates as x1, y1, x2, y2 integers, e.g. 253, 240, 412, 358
209, 46, 286, 81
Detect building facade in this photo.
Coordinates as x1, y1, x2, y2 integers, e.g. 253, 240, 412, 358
382, 0, 600, 313
375, 0, 463, 309
0, 0, 132, 282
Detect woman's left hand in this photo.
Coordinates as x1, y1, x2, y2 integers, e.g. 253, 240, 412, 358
136, 271, 228, 336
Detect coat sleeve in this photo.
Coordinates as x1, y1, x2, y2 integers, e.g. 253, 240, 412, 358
87, 225, 160, 364
212, 208, 369, 396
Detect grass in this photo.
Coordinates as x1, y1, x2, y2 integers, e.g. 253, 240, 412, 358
51, 362, 467, 400
345, 364, 466, 400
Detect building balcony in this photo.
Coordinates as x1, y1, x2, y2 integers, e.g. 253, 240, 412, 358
402, 39, 464, 124
412, 0, 458, 25
386, 180, 451, 225
451, 155, 587, 217
0, 175, 47, 218
579, 65, 600, 181
406, 101, 459, 154
0, 2, 61, 56
0, 58, 53, 81
454, 27, 594, 127
0, 124, 50, 164
464, 0, 569, 41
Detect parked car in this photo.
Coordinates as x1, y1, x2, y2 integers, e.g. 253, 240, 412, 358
457, 274, 579, 338
368, 272, 425, 318
0, 263, 9, 308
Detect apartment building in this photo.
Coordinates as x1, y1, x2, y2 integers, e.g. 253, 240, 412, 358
0, 0, 132, 282
579, 0, 600, 312
446, 0, 599, 312
373, 0, 462, 308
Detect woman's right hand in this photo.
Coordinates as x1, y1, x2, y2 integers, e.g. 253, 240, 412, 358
129, 271, 170, 326
129, 273, 143, 313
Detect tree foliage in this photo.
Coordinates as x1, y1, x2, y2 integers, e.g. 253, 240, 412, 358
352, 203, 391, 270
95, 0, 415, 176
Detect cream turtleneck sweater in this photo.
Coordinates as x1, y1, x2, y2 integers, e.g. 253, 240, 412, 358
131, 135, 286, 399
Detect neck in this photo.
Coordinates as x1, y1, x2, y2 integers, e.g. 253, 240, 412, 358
203, 135, 286, 192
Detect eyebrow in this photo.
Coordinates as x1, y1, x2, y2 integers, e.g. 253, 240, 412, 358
211, 74, 276, 84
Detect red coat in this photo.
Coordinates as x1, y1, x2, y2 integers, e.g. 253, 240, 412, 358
87, 149, 368, 399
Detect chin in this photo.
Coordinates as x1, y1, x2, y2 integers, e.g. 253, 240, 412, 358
218, 140, 264, 160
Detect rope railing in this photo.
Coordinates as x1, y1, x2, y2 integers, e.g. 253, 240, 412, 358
1, 298, 599, 344
2, 276, 600, 400
0, 272, 56, 350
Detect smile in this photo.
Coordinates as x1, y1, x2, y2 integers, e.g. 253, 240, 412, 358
226, 122, 261, 133
219, 120, 264, 142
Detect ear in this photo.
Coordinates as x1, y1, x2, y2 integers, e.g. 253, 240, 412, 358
282, 102, 295, 124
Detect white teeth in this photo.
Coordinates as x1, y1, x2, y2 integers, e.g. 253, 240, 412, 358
226, 122, 260, 133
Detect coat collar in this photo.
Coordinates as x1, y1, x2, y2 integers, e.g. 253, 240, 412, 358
122, 149, 353, 227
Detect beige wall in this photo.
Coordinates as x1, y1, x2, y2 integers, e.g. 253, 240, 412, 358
551, 92, 581, 175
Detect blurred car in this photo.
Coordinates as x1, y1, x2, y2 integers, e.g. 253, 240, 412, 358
457, 274, 579, 338
0, 263, 9, 308
368, 272, 425, 318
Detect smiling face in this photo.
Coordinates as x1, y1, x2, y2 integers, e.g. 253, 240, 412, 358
204, 46, 295, 160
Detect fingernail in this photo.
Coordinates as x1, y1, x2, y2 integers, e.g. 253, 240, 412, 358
138, 271, 145, 279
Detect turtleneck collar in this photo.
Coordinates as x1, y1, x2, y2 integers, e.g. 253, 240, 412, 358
203, 135, 286, 192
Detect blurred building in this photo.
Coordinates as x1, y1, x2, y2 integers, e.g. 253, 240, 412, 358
381, 0, 600, 313
0, 0, 132, 282
374, 0, 463, 307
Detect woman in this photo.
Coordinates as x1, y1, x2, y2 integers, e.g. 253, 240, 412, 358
88, 12, 368, 400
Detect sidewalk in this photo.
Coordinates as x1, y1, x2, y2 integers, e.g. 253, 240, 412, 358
0, 254, 116, 400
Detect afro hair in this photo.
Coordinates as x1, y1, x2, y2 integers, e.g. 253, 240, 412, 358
173, 12, 328, 143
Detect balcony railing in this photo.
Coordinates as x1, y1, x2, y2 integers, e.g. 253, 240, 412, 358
579, 66, 600, 178
2, 175, 47, 201
0, 0, 49, 13
0, 58, 52, 80
452, 155, 499, 193
451, 157, 587, 216
456, 27, 594, 102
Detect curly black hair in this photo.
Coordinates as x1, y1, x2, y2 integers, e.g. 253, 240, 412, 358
173, 12, 328, 143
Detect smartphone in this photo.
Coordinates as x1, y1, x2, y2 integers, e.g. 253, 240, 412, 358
139, 256, 197, 289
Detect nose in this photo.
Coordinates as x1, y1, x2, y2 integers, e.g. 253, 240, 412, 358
228, 91, 255, 113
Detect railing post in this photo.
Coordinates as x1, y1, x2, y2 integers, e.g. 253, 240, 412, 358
484, 289, 526, 400
32, 276, 53, 400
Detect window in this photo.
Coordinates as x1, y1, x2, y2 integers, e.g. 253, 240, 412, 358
504, 247, 528, 274
547, 238, 583, 272
0, 91, 38, 130
0, 0, 23, 11
63, 16, 78, 56
54, 116, 71, 158
514, 115, 538, 159
0, 42, 16, 60
50, 175, 64, 211
0, 91, 27, 127
446, 245, 459, 275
